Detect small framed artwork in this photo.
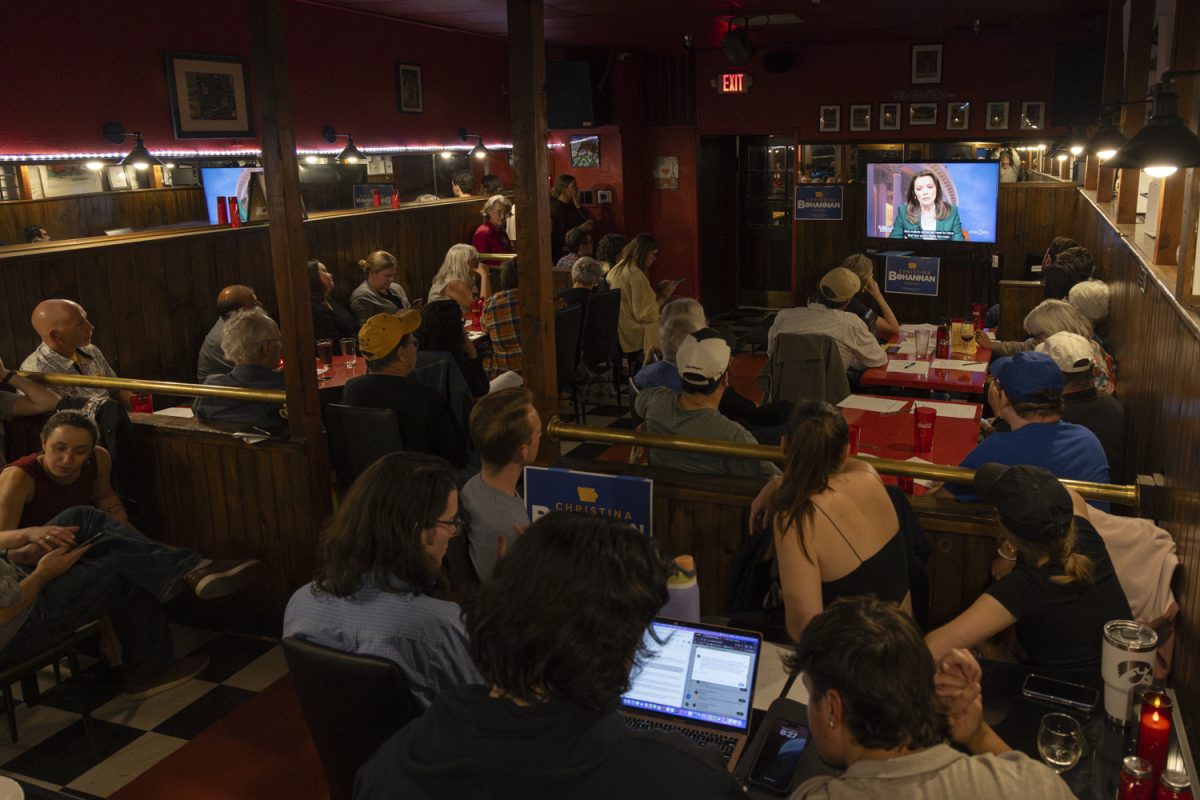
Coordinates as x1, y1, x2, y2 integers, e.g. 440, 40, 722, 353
163, 52, 255, 138
985, 101, 1010, 130
396, 63, 423, 113
909, 102, 938, 126
911, 44, 943, 84
569, 134, 600, 168
946, 101, 970, 130
819, 105, 841, 133
879, 102, 901, 131
849, 104, 871, 132
1020, 101, 1045, 130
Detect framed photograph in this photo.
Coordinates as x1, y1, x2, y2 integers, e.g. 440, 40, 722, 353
985, 101, 1010, 130
879, 102, 901, 131
849, 104, 871, 132
396, 63, 423, 113
569, 134, 600, 168
163, 53, 255, 138
909, 102, 938, 126
653, 156, 679, 190
946, 101, 970, 130
911, 44, 943, 84
1020, 101, 1045, 130
819, 105, 841, 133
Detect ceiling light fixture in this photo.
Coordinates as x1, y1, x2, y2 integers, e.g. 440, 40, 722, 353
1105, 71, 1200, 178
322, 126, 367, 164
102, 122, 163, 169
459, 128, 489, 160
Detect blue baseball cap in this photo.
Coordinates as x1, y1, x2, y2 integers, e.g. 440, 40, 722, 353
989, 351, 1063, 402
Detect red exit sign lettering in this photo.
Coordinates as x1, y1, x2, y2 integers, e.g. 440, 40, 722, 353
718, 73, 751, 94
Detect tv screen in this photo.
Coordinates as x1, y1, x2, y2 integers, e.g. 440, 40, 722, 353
866, 162, 999, 243
200, 167, 263, 225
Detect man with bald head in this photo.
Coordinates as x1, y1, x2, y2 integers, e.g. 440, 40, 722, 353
197, 285, 262, 382
21, 300, 131, 408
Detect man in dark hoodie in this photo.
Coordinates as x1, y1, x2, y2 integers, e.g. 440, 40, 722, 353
354, 512, 742, 800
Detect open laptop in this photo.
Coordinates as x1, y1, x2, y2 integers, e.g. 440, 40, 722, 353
620, 617, 762, 768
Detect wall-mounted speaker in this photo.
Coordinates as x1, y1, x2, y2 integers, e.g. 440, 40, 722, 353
722, 28, 755, 66
763, 51, 794, 73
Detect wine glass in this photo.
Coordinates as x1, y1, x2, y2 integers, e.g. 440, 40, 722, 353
960, 321, 976, 346
1037, 712, 1084, 773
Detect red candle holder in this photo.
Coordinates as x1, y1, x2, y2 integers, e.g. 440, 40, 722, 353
1136, 687, 1172, 780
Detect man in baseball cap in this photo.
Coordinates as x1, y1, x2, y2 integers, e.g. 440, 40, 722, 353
634, 329, 780, 478
343, 311, 470, 468
767, 266, 887, 375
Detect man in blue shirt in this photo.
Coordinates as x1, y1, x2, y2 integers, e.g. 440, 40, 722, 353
944, 352, 1110, 510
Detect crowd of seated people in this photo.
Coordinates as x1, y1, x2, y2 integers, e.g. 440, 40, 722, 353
769, 267, 888, 378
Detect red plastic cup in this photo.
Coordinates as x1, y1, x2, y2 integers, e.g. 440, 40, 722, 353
228, 196, 241, 228
897, 476, 915, 494
847, 425, 862, 456
390, 191, 400, 208
971, 302, 986, 328
914, 406, 937, 452
130, 393, 153, 413
372, 189, 381, 206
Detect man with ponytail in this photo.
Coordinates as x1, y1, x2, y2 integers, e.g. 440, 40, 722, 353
927, 464, 1131, 671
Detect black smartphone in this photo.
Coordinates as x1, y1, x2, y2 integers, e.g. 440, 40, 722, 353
674, 277, 687, 284
1021, 674, 1099, 713
748, 718, 810, 792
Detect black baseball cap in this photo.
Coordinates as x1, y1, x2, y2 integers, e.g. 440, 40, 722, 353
973, 463, 1073, 543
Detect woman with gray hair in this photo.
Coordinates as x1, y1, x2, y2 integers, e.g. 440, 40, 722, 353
556, 256, 604, 311
1069, 279, 1113, 355
471, 195, 514, 255
428, 243, 490, 306
979, 299, 1114, 392
193, 309, 286, 429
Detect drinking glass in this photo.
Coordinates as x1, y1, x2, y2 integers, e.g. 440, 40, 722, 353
316, 339, 334, 368
339, 337, 358, 370
130, 393, 153, 414
1038, 712, 1084, 773
960, 321, 977, 346
913, 329, 931, 358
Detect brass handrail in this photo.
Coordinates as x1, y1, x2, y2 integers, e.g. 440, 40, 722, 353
478, 253, 516, 262
17, 371, 287, 403
547, 417, 1139, 508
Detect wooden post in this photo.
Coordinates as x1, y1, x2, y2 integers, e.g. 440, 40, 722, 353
1096, 0, 1124, 203
1084, 154, 1100, 190
1115, 0, 1155, 223
1154, 0, 1199, 266
506, 0, 559, 460
249, 0, 332, 507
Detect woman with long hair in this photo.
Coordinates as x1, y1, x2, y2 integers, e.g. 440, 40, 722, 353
307, 259, 357, 341
889, 170, 964, 241
606, 234, 679, 361
768, 400, 907, 640
428, 243, 490, 306
283, 452, 483, 709
349, 250, 412, 323
926, 463, 1130, 671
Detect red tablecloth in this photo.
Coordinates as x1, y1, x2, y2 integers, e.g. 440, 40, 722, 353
860, 331, 992, 394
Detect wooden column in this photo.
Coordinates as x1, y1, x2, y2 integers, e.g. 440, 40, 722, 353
1155, 0, 1199, 266
1115, 0, 1155, 222
249, 0, 332, 506
1096, 0, 1125, 203
506, 0, 559, 460
1084, 154, 1100, 190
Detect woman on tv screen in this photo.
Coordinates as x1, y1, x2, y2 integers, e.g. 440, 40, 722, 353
890, 170, 964, 241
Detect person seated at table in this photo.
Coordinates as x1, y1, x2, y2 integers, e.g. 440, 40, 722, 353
471, 195, 514, 255
460, 388, 537, 582
808, 254, 900, 341
0, 506, 258, 699
355, 512, 741, 800
192, 309, 286, 430
0, 355, 61, 469
428, 244, 490, 306
350, 250, 411, 324
344, 312, 469, 469
197, 285, 263, 382
634, 330, 780, 478
481, 260, 522, 378
976, 299, 1114, 393
790, 597, 1075, 799
768, 267, 887, 376
594, 232, 627, 279
554, 225, 593, 273
555, 256, 603, 312
607, 234, 680, 364
451, 171, 475, 198
983, 236, 1079, 329
928, 464, 1131, 671
308, 260, 357, 343
888, 170, 964, 241
941, 352, 1110, 510
284, 451, 483, 710
0, 412, 128, 529
1068, 279, 1112, 353
756, 400, 907, 639
23, 224, 50, 243
1037, 332, 1125, 483
22, 299, 133, 409
1042, 246, 1096, 302
420, 299, 489, 399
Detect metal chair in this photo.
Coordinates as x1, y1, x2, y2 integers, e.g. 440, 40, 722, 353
577, 288, 622, 422
323, 404, 405, 494
555, 303, 583, 412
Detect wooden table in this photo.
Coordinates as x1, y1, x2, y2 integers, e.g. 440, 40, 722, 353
860, 330, 992, 395
316, 354, 366, 390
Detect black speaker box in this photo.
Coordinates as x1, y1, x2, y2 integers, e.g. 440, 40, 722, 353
547, 61, 596, 129
722, 28, 755, 66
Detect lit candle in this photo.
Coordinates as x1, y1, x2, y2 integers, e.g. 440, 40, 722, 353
1136, 689, 1172, 779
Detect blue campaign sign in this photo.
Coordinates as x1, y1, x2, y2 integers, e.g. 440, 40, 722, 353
884, 255, 941, 296
524, 466, 653, 536
794, 185, 844, 221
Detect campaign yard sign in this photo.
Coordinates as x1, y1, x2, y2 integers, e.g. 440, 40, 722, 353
794, 185, 844, 221
884, 255, 941, 296
524, 466, 653, 536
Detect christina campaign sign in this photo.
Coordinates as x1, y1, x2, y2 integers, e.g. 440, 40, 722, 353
794, 185, 844, 221
884, 255, 941, 296
524, 466, 653, 535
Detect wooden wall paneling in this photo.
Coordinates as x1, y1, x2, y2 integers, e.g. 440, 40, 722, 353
0, 188, 208, 243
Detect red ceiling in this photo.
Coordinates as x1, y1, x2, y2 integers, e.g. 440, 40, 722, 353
308, 0, 1106, 51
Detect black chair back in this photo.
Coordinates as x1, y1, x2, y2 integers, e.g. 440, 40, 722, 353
323, 404, 405, 493
283, 636, 422, 800
554, 303, 584, 393
580, 288, 621, 370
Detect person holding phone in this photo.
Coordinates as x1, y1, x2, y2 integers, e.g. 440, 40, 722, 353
606, 234, 680, 364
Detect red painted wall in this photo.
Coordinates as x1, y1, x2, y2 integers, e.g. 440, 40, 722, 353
3, 0, 511, 156
642, 130, 700, 297
547, 127, 625, 235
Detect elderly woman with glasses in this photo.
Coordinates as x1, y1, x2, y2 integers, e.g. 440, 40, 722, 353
284, 451, 484, 710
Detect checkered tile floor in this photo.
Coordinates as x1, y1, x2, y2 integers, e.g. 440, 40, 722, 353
0, 626, 287, 799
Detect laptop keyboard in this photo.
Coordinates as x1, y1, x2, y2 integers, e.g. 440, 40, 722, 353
623, 717, 738, 762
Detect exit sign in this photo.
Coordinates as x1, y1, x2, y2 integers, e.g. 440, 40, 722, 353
717, 73, 752, 94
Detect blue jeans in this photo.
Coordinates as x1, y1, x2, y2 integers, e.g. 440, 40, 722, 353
3, 507, 203, 681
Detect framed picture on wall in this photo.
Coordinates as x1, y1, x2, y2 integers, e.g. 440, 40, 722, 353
909, 102, 937, 126
819, 105, 841, 133
1020, 101, 1045, 130
163, 52, 255, 138
879, 102, 901, 131
396, 64, 423, 113
849, 104, 871, 132
569, 134, 600, 168
946, 101, 970, 130
911, 44, 942, 84
985, 101, 1010, 130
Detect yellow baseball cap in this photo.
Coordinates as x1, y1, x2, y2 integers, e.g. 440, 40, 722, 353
357, 310, 421, 360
